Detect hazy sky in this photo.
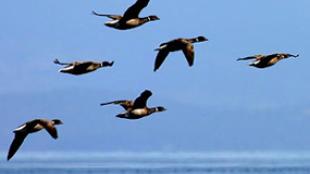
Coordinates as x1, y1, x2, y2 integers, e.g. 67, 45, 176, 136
0, 0, 310, 153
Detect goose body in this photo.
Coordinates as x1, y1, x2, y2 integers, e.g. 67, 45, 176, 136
7, 119, 63, 161
54, 59, 114, 75
237, 53, 299, 68
154, 36, 208, 71
101, 90, 166, 120
93, 0, 159, 30
116, 106, 166, 120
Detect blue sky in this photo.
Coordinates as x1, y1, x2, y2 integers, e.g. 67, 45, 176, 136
0, 0, 310, 153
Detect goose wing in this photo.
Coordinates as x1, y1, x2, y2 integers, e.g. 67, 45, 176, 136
182, 43, 195, 66
237, 55, 264, 61
121, 0, 150, 21
7, 132, 28, 160
38, 120, 58, 139
53, 59, 72, 66
154, 49, 169, 71
73, 62, 94, 71
133, 90, 152, 109
92, 11, 122, 20
101, 100, 133, 110
258, 54, 279, 64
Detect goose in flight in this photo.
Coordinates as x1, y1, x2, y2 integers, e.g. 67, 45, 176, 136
101, 90, 166, 120
54, 59, 114, 75
154, 36, 208, 71
93, 0, 159, 30
237, 53, 299, 68
7, 119, 63, 161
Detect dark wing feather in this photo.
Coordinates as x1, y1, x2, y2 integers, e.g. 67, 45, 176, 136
45, 126, 58, 139
258, 54, 278, 64
182, 44, 195, 66
77, 62, 93, 68
101, 100, 133, 110
265, 54, 279, 59
237, 55, 264, 61
7, 133, 27, 160
92, 11, 122, 20
53, 59, 71, 66
121, 0, 150, 21
154, 50, 169, 71
38, 120, 58, 139
237, 57, 256, 61
71, 62, 94, 72
101, 100, 129, 106
133, 90, 152, 109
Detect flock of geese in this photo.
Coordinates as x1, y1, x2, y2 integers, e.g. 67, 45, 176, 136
6, 0, 299, 161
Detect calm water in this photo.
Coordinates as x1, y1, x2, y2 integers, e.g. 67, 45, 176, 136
1, 152, 310, 174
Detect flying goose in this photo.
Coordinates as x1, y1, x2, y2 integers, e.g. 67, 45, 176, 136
92, 0, 159, 30
54, 59, 114, 75
237, 53, 299, 68
7, 119, 63, 161
154, 36, 208, 71
101, 90, 166, 120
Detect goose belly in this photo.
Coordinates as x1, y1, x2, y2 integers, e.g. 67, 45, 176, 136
125, 19, 142, 27
269, 58, 280, 65
33, 124, 44, 131
86, 65, 99, 71
131, 109, 148, 116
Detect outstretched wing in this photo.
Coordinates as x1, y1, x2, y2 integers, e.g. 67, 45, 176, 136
133, 90, 152, 109
182, 43, 195, 66
121, 0, 150, 21
101, 100, 129, 106
92, 11, 122, 20
237, 55, 264, 61
154, 49, 169, 71
101, 100, 133, 110
7, 133, 28, 161
53, 59, 71, 66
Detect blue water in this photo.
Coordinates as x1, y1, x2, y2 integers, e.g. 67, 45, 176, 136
1, 152, 310, 174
